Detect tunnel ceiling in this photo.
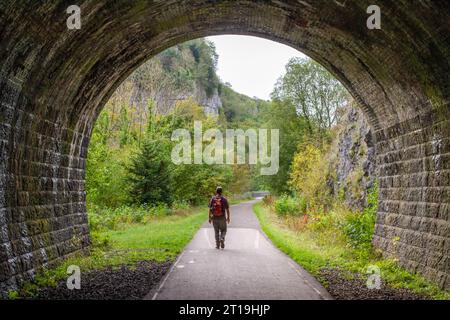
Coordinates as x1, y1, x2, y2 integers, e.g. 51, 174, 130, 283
0, 0, 449, 139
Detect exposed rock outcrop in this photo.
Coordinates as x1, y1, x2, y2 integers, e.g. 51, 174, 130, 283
111, 39, 222, 119
196, 86, 222, 116
329, 104, 377, 210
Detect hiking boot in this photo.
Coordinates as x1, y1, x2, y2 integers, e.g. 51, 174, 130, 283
216, 242, 220, 249
220, 240, 225, 249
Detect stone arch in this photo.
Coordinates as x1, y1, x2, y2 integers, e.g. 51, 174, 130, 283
0, 1, 449, 294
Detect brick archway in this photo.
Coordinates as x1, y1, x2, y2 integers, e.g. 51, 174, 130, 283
0, 1, 449, 294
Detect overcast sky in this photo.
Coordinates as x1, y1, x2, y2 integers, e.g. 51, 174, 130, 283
206, 35, 306, 101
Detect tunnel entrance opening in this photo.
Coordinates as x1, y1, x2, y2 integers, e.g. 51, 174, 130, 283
0, 1, 449, 295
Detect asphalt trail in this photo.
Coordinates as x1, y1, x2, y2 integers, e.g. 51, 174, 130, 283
146, 200, 332, 300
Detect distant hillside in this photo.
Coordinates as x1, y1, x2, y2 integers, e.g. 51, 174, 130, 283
104, 38, 260, 137
220, 84, 260, 124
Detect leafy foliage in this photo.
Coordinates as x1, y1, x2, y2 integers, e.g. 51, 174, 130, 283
219, 84, 259, 124
273, 194, 305, 217
254, 99, 309, 194
86, 112, 130, 208
254, 202, 449, 300
342, 182, 379, 249
127, 140, 173, 206
86, 40, 241, 209
273, 57, 348, 137
289, 142, 332, 210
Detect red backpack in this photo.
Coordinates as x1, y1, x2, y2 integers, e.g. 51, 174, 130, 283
211, 195, 224, 217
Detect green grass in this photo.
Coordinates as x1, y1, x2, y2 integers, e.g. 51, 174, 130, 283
105, 210, 207, 262
14, 208, 207, 298
228, 195, 254, 205
253, 202, 450, 300
254, 202, 344, 274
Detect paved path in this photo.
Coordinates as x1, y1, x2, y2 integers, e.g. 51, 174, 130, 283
146, 200, 332, 300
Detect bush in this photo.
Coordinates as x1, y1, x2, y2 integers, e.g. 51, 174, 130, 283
88, 205, 118, 231
85, 127, 131, 208
297, 196, 308, 214
90, 230, 111, 248
88, 203, 175, 232
172, 200, 190, 210
289, 143, 332, 210
341, 182, 378, 248
307, 206, 345, 233
149, 203, 172, 217
262, 195, 274, 206
274, 195, 304, 217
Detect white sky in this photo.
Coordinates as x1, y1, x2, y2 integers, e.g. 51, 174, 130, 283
207, 35, 306, 101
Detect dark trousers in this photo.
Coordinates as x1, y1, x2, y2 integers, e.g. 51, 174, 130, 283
212, 217, 227, 244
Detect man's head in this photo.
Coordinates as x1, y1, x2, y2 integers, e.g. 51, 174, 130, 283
216, 186, 223, 195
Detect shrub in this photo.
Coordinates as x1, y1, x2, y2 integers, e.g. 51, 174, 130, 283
7, 291, 19, 300
341, 182, 378, 248
297, 196, 308, 214
88, 203, 176, 232
307, 206, 346, 234
172, 201, 190, 211
289, 143, 332, 210
90, 230, 111, 248
86, 131, 131, 208
150, 203, 172, 217
88, 205, 119, 231
262, 195, 274, 206
274, 195, 303, 217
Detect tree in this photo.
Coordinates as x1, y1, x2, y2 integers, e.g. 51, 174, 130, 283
289, 143, 331, 209
255, 99, 309, 194
86, 112, 130, 207
118, 105, 132, 147
219, 85, 259, 125
273, 57, 348, 138
127, 140, 173, 206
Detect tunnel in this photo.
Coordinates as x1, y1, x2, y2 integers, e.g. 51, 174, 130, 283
0, 0, 449, 294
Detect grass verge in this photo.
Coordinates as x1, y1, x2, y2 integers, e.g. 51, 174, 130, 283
253, 202, 450, 300
12, 207, 207, 298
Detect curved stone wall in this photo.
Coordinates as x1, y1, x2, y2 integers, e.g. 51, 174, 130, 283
0, 0, 448, 294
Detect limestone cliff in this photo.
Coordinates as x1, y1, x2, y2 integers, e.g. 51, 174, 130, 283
108, 38, 222, 122
328, 104, 377, 210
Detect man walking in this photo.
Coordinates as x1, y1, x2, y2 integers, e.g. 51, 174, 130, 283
209, 186, 230, 249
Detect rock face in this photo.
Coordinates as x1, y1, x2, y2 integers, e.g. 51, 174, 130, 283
125, 78, 221, 117
175, 85, 222, 116
0, 1, 449, 296
113, 40, 222, 117
196, 87, 222, 116
329, 104, 377, 210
